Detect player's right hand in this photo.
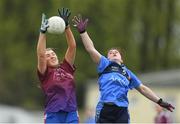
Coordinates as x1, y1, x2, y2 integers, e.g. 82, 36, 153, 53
157, 98, 175, 112
72, 14, 88, 34
40, 13, 49, 33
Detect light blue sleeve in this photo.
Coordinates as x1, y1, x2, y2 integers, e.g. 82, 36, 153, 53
127, 69, 142, 89
97, 56, 110, 73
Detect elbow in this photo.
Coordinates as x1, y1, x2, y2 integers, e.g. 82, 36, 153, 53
72, 43, 76, 48
138, 84, 147, 94
86, 47, 94, 53
85, 45, 95, 53
37, 51, 46, 58
69, 43, 76, 50
38, 54, 45, 59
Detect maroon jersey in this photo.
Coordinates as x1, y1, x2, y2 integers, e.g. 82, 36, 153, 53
38, 59, 77, 112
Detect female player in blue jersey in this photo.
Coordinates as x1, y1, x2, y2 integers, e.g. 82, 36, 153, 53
37, 8, 78, 123
72, 15, 175, 123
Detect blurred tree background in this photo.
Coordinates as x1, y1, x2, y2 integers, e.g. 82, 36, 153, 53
0, 0, 180, 110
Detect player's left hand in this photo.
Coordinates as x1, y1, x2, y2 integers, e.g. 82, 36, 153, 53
58, 8, 71, 27
72, 14, 88, 34
157, 98, 175, 112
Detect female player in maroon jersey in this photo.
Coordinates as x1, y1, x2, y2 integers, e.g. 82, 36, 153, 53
37, 8, 78, 123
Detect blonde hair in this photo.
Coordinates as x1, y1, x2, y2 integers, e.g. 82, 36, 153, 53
46, 48, 54, 51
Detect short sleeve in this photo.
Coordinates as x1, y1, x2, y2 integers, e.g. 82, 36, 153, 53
37, 68, 49, 83
97, 56, 110, 73
127, 69, 142, 89
60, 59, 76, 74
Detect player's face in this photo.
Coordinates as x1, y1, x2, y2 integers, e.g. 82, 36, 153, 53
45, 49, 59, 67
107, 49, 123, 63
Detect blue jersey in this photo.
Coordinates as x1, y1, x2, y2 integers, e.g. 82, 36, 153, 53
97, 56, 142, 107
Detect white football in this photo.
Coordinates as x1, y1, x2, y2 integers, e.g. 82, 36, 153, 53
47, 16, 65, 34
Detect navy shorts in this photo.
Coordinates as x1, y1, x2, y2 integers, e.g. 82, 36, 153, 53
44, 110, 79, 123
96, 103, 130, 123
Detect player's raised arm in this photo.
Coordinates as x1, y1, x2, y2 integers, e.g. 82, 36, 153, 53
72, 15, 101, 64
136, 84, 175, 112
37, 13, 49, 75
58, 8, 76, 66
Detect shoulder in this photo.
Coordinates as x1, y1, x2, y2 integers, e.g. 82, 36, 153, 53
60, 59, 76, 73
99, 56, 110, 66
97, 56, 111, 72
37, 67, 53, 83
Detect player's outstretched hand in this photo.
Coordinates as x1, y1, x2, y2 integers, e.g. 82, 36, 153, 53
40, 13, 49, 33
157, 98, 175, 112
72, 14, 88, 34
58, 8, 71, 27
